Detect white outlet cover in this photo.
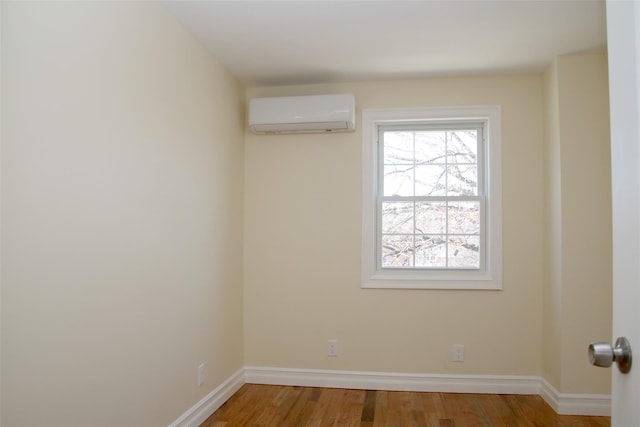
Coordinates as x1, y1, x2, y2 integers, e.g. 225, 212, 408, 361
197, 363, 205, 386
453, 344, 465, 362
327, 339, 338, 357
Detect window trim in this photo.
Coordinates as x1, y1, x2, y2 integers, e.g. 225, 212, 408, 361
361, 106, 502, 290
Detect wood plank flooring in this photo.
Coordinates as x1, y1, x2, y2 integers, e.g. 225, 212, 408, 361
200, 384, 610, 427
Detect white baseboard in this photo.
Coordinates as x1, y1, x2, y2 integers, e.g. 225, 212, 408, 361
539, 378, 611, 416
169, 366, 611, 426
168, 368, 245, 427
244, 366, 540, 395
246, 366, 611, 416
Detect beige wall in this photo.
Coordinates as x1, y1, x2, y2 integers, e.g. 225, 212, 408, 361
542, 53, 612, 394
245, 59, 611, 394
543, 59, 564, 390
1, 2, 244, 426
244, 76, 546, 375
0, 2, 613, 424
557, 54, 611, 394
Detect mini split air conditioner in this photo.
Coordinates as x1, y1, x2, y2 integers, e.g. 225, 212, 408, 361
248, 94, 356, 134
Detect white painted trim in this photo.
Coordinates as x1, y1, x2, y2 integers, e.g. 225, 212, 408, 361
169, 367, 611, 424
245, 366, 538, 394
168, 368, 245, 427
361, 105, 503, 290
539, 378, 611, 416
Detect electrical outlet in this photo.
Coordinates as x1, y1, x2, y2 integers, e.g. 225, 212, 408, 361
327, 339, 338, 357
197, 363, 205, 386
453, 344, 465, 362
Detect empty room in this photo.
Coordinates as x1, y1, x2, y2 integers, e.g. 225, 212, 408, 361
2, 1, 639, 426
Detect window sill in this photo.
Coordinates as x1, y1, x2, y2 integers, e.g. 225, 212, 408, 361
361, 271, 502, 290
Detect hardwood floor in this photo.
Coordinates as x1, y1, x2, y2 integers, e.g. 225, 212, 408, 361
200, 384, 610, 427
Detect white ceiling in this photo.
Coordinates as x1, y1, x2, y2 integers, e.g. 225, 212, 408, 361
162, 0, 607, 87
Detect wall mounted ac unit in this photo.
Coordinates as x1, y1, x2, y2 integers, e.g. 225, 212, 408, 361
248, 94, 355, 134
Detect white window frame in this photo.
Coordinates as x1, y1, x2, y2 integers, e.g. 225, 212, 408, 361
361, 106, 502, 290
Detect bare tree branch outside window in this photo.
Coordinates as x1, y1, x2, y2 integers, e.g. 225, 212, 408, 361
380, 128, 482, 269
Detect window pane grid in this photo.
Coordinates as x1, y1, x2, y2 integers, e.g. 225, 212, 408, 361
382, 129, 480, 197
379, 200, 481, 269
378, 126, 482, 270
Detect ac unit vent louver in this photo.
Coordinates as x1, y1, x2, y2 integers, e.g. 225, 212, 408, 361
249, 94, 355, 134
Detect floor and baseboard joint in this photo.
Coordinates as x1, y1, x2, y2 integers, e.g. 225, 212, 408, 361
168, 366, 611, 426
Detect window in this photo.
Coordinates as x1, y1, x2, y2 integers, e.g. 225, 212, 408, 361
362, 106, 502, 289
